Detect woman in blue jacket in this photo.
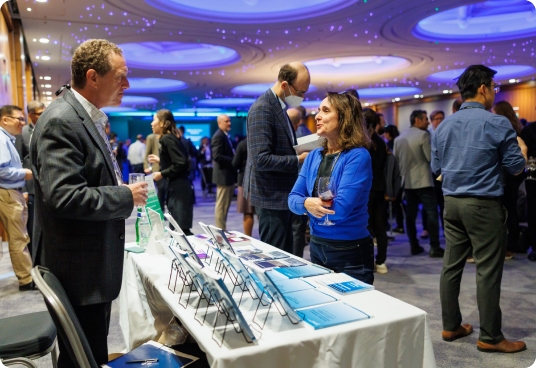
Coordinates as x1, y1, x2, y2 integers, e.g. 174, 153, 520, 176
288, 92, 374, 284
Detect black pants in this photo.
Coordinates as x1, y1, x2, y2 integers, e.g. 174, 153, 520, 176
526, 180, 536, 252
368, 191, 388, 265
503, 174, 523, 251
167, 178, 194, 234
405, 188, 440, 250
130, 163, 144, 174
256, 207, 293, 254
440, 196, 506, 344
57, 302, 112, 368
292, 214, 308, 257
155, 177, 168, 213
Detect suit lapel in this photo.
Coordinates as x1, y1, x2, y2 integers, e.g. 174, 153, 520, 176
266, 90, 296, 146
63, 90, 118, 185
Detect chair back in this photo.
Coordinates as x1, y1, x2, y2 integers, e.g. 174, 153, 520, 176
31, 266, 99, 368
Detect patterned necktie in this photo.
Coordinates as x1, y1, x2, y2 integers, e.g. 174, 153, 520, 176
227, 134, 236, 154
95, 121, 123, 185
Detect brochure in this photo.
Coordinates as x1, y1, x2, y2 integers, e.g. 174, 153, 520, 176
297, 302, 372, 330
293, 133, 321, 154
231, 245, 263, 256
282, 289, 338, 309
252, 258, 307, 270
240, 250, 289, 262
104, 340, 197, 367
272, 278, 316, 294
314, 273, 374, 295
274, 264, 332, 279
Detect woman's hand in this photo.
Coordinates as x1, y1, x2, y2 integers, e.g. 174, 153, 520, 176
148, 154, 160, 164
152, 172, 163, 181
304, 197, 335, 218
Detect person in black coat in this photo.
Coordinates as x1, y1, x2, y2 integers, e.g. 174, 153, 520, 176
149, 109, 193, 235
212, 114, 237, 230
363, 109, 389, 274
232, 138, 255, 236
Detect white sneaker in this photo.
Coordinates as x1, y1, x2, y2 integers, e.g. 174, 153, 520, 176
375, 262, 388, 274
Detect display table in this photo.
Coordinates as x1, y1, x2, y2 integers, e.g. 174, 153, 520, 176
119, 235, 437, 368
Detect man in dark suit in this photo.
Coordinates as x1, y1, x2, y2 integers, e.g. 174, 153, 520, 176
212, 114, 236, 229
243, 62, 310, 252
30, 39, 148, 367
15, 101, 45, 257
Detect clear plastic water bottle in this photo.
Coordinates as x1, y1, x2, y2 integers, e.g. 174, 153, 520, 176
136, 211, 151, 247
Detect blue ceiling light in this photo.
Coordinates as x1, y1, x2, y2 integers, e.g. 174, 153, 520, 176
120, 42, 240, 70
127, 78, 187, 93
121, 96, 159, 105
414, 0, 536, 42
145, 0, 357, 23
102, 107, 138, 113
304, 56, 411, 77
428, 65, 535, 82
231, 83, 318, 96
356, 87, 422, 98
196, 98, 256, 107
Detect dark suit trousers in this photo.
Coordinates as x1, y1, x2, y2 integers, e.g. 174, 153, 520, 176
292, 214, 308, 258
57, 302, 112, 368
527, 180, 536, 252
257, 207, 293, 253
368, 191, 388, 265
405, 188, 440, 250
440, 196, 506, 344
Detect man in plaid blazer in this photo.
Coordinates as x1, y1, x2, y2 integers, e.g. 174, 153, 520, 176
243, 62, 310, 252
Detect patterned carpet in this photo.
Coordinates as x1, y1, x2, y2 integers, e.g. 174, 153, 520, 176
1, 180, 535, 367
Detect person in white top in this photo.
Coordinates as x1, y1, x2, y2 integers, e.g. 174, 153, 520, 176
127, 134, 146, 173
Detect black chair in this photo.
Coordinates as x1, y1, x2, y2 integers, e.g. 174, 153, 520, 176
31, 266, 99, 368
0, 311, 58, 368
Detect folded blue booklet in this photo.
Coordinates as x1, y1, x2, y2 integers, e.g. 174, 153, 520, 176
272, 278, 316, 294
274, 264, 332, 279
104, 341, 197, 367
313, 273, 375, 294
240, 250, 289, 261
282, 289, 338, 309
297, 302, 372, 329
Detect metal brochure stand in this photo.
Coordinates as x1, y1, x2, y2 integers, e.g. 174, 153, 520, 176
201, 267, 259, 347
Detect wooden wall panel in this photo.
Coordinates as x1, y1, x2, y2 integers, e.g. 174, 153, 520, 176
495, 83, 536, 123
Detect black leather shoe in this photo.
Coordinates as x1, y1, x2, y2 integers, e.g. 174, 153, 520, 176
429, 248, 445, 258
392, 227, 405, 234
528, 252, 536, 261
411, 245, 425, 255
19, 281, 35, 292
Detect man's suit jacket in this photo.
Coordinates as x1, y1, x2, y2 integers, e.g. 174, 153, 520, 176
211, 129, 236, 186
15, 124, 35, 194
393, 126, 434, 189
30, 89, 133, 306
144, 133, 160, 172
243, 89, 298, 210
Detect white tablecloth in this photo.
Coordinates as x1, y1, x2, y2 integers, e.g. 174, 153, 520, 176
119, 237, 437, 368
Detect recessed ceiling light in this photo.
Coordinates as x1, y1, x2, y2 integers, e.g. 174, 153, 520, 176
43, 76, 51, 80
45, 91, 52, 95
32, 38, 37, 42
39, 76, 43, 80
46, 96, 52, 100
27, 8, 32, 11
36, 0, 48, 2
395, 97, 401, 101
44, 84, 51, 88
39, 38, 49, 44
414, 94, 420, 98
443, 90, 449, 94
40, 84, 44, 87
41, 55, 50, 60
509, 79, 516, 83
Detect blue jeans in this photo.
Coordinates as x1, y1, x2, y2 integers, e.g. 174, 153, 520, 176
309, 238, 374, 285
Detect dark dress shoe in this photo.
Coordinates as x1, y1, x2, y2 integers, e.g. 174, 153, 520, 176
19, 281, 35, 292
528, 251, 536, 261
429, 248, 445, 258
411, 245, 425, 255
442, 323, 473, 342
392, 227, 405, 234
477, 339, 526, 353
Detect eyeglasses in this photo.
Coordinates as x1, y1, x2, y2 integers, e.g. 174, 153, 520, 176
288, 82, 307, 97
490, 84, 500, 93
4, 116, 25, 122
30, 111, 43, 116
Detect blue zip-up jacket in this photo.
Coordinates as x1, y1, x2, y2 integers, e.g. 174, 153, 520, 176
288, 147, 372, 240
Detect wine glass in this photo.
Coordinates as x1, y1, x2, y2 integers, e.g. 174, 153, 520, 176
318, 176, 336, 226
129, 173, 145, 209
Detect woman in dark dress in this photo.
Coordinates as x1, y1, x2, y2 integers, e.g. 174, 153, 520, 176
148, 109, 194, 235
